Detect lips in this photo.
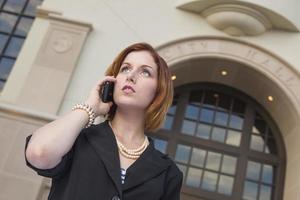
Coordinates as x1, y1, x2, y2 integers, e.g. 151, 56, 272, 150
122, 85, 136, 93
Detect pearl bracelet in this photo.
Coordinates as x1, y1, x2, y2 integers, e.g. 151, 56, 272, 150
72, 103, 96, 128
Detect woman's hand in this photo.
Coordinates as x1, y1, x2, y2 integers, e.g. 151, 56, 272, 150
85, 76, 117, 117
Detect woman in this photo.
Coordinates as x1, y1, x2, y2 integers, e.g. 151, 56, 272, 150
25, 42, 183, 200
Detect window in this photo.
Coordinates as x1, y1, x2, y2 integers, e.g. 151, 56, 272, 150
150, 83, 285, 200
0, 0, 43, 91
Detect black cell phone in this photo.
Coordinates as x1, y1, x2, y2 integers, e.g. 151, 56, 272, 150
101, 81, 114, 103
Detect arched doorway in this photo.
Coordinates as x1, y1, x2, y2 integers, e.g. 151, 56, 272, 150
156, 37, 300, 200
152, 83, 285, 200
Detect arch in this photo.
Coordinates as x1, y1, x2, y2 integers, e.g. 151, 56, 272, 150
156, 37, 300, 200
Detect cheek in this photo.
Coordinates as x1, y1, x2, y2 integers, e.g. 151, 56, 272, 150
143, 81, 157, 100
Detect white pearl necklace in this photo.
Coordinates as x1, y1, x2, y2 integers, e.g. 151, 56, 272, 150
109, 121, 149, 160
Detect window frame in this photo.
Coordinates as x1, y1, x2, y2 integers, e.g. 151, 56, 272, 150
152, 83, 286, 200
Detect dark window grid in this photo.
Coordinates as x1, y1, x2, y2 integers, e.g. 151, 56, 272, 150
214, 92, 233, 113
1, 0, 31, 15
245, 158, 277, 187
175, 143, 195, 186
163, 113, 175, 130
0, 15, 34, 37
175, 132, 242, 157
157, 84, 285, 200
0, 54, 16, 59
0, 6, 31, 57
247, 151, 281, 166
200, 91, 246, 116
244, 179, 275, 200
178, 153, 237, 178
177, 163, 188, 185
190, 99, 239, 116
168, 99, 178, 114
0, 31, 26, 39
178, 160, 236, 195
250, 132, 267, 150
183, 116, 244, 137
0, 1, 39, 86
232, 98, 246, 115
244, 178, 275, 188
195, 147, 222, 191
213, 153, 227, 194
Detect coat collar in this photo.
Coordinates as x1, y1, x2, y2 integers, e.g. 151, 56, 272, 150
85, 120, 172, 195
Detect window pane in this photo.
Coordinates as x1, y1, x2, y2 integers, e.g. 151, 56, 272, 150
177, 164, 187, 182
185, 104, 199, 120
232, 98, 246, 114
190, 148, 206, 168
24, 0, 42, 16
211, 127, 226, 143
153, 138, 167, 153
0, 58, 15, 80
243, 181, 258, 200
218, 175, 234, 195
189, 90, 203, 106
215, 111, 228, 126
226, 130, 241, 146
175, 144, 191, 164
206, 152, 221, 171
265, 136, 277, 154
259, 185, 272, 200
4, 37, 24, 57
229, 114, 244, 130
181, 120, 196, 136
0, 79, 5, 91
168, 104, 177, 115
252, 118, 266, 134
246, 161, 261, 181
203, 91, 217, 108
196, 123, 211, 139
15, 17, 34, 36
202, 171, 218, 191
3, 0, 26, 13
162, 115, 173, 130
199, 108, 214, 123
186, 167, 202, 188
0, 34, 9, 53
0, 13, 18, 33
221, 155, 237, 175
217, 93, 231, 111
262, 165, 273, 184
250, 135, 265, 152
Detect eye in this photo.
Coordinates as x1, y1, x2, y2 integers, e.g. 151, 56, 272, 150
120, 66, 130, 73
141, 69, 151, 77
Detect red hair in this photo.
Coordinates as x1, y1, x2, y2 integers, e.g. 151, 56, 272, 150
105, 42, 173, 132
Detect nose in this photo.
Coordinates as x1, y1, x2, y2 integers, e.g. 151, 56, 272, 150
126, 70, 137, 83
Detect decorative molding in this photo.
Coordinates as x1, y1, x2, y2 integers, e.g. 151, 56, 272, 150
202, 4, 272, 36
0, 102, 57, 124
176, 1, 299, 36
36, 6, 93, 30
157, 37, 300, 109
16, 8, 93, 114
51, 33, 73, 53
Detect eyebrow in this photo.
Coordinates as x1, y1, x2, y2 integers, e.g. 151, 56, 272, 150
122, 62, 154, 71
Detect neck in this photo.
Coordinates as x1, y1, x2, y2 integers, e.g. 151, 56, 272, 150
110, 107, 146, 148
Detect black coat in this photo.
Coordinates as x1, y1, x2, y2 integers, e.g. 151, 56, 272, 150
25, 120, 183, 200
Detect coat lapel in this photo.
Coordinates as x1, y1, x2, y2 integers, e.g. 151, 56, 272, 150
85, 120, 173, 194
85, 121, 123, 197
122, 137, 172, 191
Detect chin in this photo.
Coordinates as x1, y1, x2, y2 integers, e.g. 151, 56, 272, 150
115, 100, 147, 110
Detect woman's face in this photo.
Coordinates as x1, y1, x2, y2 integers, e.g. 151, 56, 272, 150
113, 50, 158, 111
